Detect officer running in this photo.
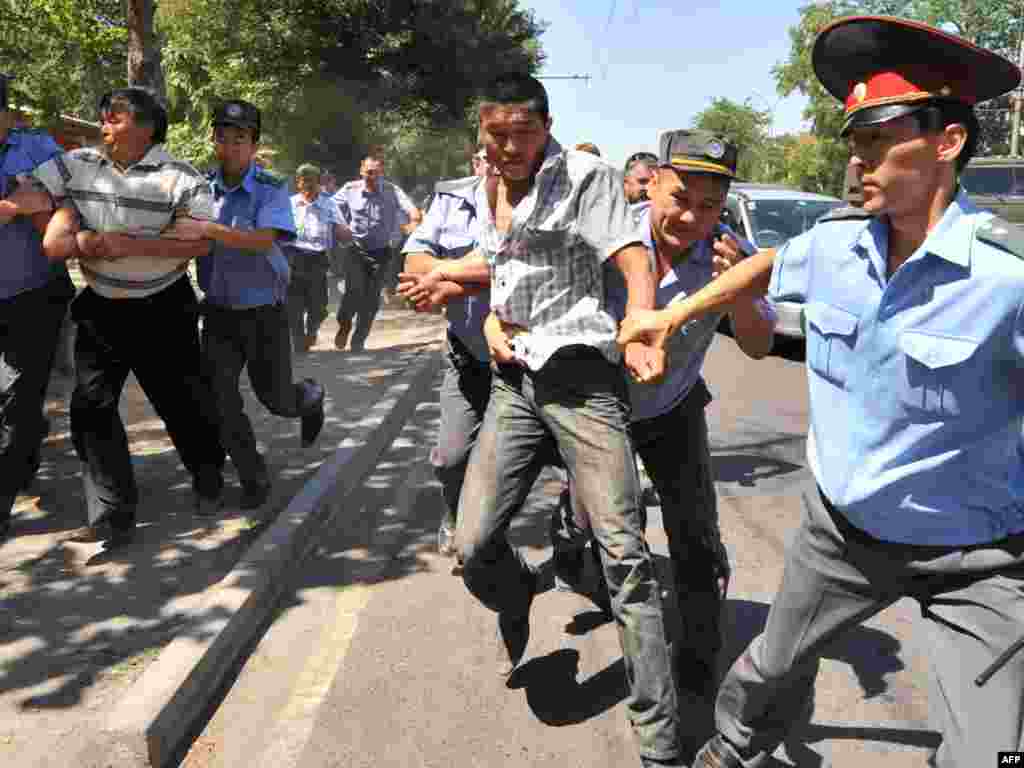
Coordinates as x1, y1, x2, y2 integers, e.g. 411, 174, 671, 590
195, 100, 326, 511
618, 16, 1024, 768
397, 146, 492, 555
287, 164, 349, 355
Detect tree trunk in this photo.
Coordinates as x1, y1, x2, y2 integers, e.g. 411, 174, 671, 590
124, 0, 166, 101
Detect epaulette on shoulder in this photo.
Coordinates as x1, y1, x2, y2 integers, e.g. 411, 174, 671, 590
254, 169, 285, 187
817, 205, 873, 224
434, 176, 477, 195
976, 217, 1024, 260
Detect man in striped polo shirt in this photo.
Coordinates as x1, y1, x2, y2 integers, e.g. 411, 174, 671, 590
36, 87, 225, 546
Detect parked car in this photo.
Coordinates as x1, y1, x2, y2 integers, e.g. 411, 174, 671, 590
718, 183, 843, 361
960, 156, 1024, 224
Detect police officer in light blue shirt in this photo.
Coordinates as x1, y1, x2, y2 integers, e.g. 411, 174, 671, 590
333, 155, 421, 352
287, 165, 349, 354
0, 74, 74, 538
619, 18, 1024, 768
399, 149, 492, 555
196, 101, 325, 511
560, 131, 776, 710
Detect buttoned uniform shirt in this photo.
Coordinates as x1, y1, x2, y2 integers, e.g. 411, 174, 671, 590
334, 178, 417, 253
607, 203, 764, 422
770, 190, 1024, 546
0, 129, 62, 300
33, 144, 214, 299
477, 138, 643, 372
402, 175, 489, 361
288, 192, 340, 254
197, 164, 296, 307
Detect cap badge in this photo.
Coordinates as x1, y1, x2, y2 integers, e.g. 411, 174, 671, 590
706, 139, 725, 160
227, 104, 243, 118
852, 82, 868, 103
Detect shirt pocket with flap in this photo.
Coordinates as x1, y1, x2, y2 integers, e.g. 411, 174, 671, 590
899, 330, 981, 417
804, 302, 859, 388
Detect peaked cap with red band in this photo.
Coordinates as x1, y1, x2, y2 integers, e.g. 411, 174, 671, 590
812, 15, 1021, 135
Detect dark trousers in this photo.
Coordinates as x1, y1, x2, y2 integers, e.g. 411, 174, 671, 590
337, 245, 389, 349
631, 380, 730, 698
0, 276, 74, 519
201, 303, 303, 490
713, 476, 1024, 768
285, 248, 328, 350
456, 348, 681, 762
70, 278, 225, 527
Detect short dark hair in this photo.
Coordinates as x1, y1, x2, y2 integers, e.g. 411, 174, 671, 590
911, 100, 979, 174
624, 152, 658, 174
99, 87, 168, 144
479, 73, 549, 122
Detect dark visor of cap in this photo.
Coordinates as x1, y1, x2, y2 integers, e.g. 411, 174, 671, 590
840, 102, 930, 135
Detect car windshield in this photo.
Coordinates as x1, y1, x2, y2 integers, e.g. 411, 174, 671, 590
746, 198, 842, 248
960, 166, 1024, 197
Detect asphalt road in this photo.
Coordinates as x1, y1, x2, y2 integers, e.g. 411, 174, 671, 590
181, 336, 939, 768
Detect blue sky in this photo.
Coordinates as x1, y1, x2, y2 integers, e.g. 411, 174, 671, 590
519, 1, 814, 169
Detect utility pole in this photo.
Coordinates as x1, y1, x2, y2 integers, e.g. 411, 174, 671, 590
1012, 3, 1024, 156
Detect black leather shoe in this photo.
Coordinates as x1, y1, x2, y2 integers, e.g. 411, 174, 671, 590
497, 569, 537, 676
299, 378, 326, 446
552, 545, 585, 591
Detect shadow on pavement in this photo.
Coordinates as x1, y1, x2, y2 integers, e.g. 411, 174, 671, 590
0, 341, 436, 718
507, 651, 628, 727
722, 598, 939, 760
712, 454, 804, 488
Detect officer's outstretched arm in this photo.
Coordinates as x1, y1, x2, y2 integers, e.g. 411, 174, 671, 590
729, 298, 775, 360
619, 247, 776, 349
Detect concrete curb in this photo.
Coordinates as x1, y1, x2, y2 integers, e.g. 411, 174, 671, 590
75, 348, 442, 768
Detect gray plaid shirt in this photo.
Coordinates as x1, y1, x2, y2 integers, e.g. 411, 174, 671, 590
475, 138, 644, 371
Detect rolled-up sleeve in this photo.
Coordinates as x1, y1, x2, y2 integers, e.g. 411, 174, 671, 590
32, 153, 71, 201
768, 229, 813, 304
259, 185, 297, 243
401, 195, 447, 257
175, 174, 215, 222
574, 165, 644, 264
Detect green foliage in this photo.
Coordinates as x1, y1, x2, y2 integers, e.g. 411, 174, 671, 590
4, 0, 544, 190
692, 98, 773, 181
0, 0, 126, 125
770, 0, 1024, 193
156, 0, 545, 182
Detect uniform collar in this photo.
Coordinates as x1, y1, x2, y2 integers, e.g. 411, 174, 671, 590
918, 188, 975, 268
212, 163, 256, 194
294, 191, 326, 208
853, 188, 975, 271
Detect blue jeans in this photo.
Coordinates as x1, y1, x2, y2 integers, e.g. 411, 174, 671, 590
456, 346, 681, 762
